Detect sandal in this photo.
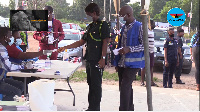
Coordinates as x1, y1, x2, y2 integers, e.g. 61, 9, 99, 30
141, 82, 145, 86
151, 82, 159, 87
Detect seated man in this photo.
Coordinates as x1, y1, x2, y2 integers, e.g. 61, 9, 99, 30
7, 31, 44, 61
6, 31, 47, 93
0, 27, 24, 101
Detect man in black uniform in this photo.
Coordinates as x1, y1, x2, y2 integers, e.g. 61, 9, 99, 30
163, 27, 179, 88
175, 28, 185, 84
57, 3, 110, 111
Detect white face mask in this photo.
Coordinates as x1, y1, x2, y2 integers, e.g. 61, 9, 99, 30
15, 38, 23, 46
8, 36, 15, 46
119, 17, 126, 24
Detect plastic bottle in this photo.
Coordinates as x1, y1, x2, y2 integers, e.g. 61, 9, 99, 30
45, 55, 51, 69
63, 52, 69, 61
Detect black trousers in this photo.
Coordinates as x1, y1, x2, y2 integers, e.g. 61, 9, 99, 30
0, 78, 24, 101
118, 67, 139, 111
175, 58, 183, 79
163, 61, 176, 88
192, 47, 199, 84
86, 61, 103, 111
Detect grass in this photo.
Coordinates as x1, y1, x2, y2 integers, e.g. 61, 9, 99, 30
69, 70, 159, 82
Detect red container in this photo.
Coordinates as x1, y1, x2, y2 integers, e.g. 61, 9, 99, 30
0, 106, 3, 111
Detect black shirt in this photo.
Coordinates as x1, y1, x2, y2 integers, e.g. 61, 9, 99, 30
82, 18, 110, 61
164, 37, 178, 63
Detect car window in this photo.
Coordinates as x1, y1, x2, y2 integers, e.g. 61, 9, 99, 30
71, 24, 77, 30
77, 25, 81, 30
154, 29, 177, 41
64, 33, 80, 40
62, 24, 70, 29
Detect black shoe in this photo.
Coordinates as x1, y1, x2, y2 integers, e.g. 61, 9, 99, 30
168, 86, 173, 88
85, 108, 92, 111
176, 80, 185, 84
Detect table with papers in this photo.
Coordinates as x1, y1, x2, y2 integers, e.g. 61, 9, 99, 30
7, 60, 82, 106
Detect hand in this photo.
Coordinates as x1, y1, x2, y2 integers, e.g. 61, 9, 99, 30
118, 47, 130, 55
41, 35, 47, 42
176, 61, 179, 66
165, 61, 169, 67
190, 55, 193, 61
98, 59, 106, 68
115, 66, 119, 72
57, 46, 66, 53
180, 55, 183, 59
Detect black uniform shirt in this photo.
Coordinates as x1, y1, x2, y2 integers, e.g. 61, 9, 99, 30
82, 18, 110, 61
176, 36, 183, 54
164, 37, 178, 63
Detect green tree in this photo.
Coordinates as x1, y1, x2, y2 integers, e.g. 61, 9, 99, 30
152, 0, 199, 29
68, 0, 130, 21
0, 4, 10, 18
149, 0, 169, 17
9, 0, 15, 10
129, 2, 142, 22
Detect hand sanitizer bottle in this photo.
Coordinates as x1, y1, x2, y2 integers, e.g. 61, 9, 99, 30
45, 54, 51, 69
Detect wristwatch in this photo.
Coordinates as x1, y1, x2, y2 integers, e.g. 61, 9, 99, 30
102, 56, 106, 59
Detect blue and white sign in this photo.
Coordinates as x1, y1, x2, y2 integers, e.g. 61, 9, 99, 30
167, 7, 186, 27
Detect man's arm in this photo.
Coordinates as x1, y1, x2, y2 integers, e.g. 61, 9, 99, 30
164, 48, 169, 67
57, 39, 86, 53
178, 47, 182, 59
178, 39, 183, 59
17, 51, 43, 60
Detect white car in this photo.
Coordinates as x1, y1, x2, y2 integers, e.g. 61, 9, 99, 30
57, 29, 83, 60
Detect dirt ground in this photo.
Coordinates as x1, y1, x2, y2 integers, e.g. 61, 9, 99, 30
27, 34, 198, 90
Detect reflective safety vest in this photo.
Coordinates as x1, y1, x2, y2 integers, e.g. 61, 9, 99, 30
113, 21, 145, 68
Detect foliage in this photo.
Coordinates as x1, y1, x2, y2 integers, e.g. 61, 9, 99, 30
9, 0, 15, 10
150, 0, 199, 30
69, 70, 160, 82
0, 4, 10, 18
59, 18, 87, 30
129, 2, 142, 22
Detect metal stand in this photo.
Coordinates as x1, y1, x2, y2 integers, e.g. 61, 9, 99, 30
24, 77, 27, 96
54, 77, 75, 106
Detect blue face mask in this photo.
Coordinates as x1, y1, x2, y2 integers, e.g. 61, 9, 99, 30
8, 36, 15, 46
15, 38, 23, 46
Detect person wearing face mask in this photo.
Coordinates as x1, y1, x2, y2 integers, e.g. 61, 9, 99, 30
57, 3, 110, 111
163, 27, 179, 88
113, 5, 145, 111
33, 6, 64, 60
0, 27, 24, 101
174, 28, 185, 84
6, 31, 44, 61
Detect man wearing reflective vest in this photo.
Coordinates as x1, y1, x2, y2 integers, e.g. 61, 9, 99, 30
113, 5, 145, 111
33, 6, 64, 60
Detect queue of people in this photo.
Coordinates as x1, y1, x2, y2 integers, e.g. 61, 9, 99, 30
0, 2, 199, 111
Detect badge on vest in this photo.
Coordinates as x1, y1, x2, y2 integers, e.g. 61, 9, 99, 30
169, 41, 173, 45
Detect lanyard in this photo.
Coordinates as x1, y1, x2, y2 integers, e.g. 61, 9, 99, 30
48, 18, 54, 33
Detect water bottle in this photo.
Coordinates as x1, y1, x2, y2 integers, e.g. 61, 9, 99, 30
63, 52, 69, 61
45, 56, 51, 69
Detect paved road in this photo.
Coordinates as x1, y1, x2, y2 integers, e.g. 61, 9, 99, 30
54, 81, 199, 111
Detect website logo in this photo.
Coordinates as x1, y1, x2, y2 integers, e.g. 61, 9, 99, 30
167, 7, 186, 26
